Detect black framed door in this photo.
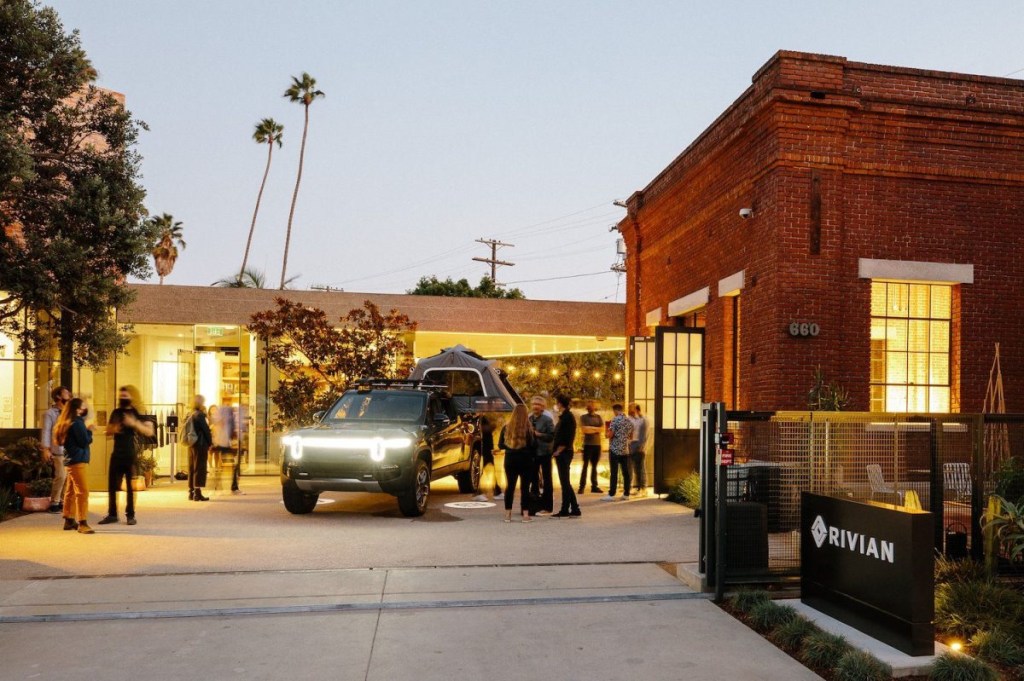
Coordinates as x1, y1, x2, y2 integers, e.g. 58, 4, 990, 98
653, 327, 704, 494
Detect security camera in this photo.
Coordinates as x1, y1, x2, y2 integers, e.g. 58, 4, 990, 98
739, 208, 754, 219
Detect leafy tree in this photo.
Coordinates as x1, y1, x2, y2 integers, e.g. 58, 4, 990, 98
408, 275, 525, 299
149, 213, 185, 284
248, 298, 416, 429
280, 72, 324, 290
0, 0, 154, 387
212, 267, 297, 289
501, 351, 625, 404
238, 117, 283, 283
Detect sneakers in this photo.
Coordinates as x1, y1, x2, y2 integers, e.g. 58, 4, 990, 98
591, 487, 604, 494
62, 518, 78, 531
47, 503, 62, 514
231, 489, 245, 495
97, 515, 118, 525
568, 510, 582, 518
521, 514, 534, 523
620, 494, 630, 501
493, 493, 504, 501
126, 516, 137, 526
535, 510, 551, 517
472, 494, 489, 502
599, 495, 615, 502
76, 522, 95, 534
552, 510, 571, 518
577, 487, 585, 495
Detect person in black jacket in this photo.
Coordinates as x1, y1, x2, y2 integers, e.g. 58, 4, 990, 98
551, 394, 580, 518
499, 404, 536, 523
54, 398, 95, 533
99, 386, 154, 526
187, 394, 214, 501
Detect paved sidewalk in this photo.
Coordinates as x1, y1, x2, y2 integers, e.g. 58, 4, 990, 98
0, 563, 821, 681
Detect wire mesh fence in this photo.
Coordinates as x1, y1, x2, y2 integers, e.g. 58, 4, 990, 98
714, 411, 1024, 582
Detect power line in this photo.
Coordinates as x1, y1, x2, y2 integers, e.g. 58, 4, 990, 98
501, 268, 610, 284
472, 238, 515, 282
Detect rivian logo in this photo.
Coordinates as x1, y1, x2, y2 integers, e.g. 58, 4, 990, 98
810, 514, 895, 564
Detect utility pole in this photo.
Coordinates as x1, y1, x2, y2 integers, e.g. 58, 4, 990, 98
472, 238, 515, 283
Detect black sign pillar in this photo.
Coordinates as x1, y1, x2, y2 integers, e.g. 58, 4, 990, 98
801, 493, 935, 656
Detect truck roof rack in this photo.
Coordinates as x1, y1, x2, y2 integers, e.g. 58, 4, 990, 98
353, 379, 450, 393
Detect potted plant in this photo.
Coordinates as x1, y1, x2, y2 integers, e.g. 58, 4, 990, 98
0, 438, 51, 497
136, 453, 158, 488
22, 477, 53, 512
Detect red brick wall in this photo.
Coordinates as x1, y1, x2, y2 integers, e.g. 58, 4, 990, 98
623, 51, 1024, 412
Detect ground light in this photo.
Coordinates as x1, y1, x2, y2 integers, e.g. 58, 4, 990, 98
949, 641, 963, 653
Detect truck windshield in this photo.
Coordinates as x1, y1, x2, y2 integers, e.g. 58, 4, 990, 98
326, 391, 426, 423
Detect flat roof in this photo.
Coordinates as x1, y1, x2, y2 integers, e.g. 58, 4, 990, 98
120, 284, 626, 338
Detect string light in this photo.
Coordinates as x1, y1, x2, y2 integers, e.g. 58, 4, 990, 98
572, 370, 581, 378
593, 372, 602, 379
506, 365, 516, 373
529, 367, 539, 376
550, 369, 559, 377
613, 372, 622, 381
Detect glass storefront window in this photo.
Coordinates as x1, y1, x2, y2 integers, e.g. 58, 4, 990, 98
869, 282, 953, 413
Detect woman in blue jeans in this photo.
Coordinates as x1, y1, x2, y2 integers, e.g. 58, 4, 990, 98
499, 404, 536, 523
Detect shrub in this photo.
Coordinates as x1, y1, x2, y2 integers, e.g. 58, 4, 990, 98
928, 652, 998, 681
935, 580, 1024, 638
0, 486, 14, 520
971, 628, 1024, 667
801, 629, 852, 670
747, 601, 798, 633
984, 496, 1024, 564
994, 458, 1024, 505
667, 472, 701, 507
835, 649, 892, 681
729, 589, 771, 614
27, 477, 53, 498
935, 555, 988, 586
770, 616, 820, 651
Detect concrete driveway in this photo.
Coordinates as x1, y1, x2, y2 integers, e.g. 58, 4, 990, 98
0, 476, 822, 681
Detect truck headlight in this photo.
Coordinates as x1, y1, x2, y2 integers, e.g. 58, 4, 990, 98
282, 436, 303, 461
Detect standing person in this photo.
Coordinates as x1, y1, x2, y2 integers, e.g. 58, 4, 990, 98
187, 394, 213, 501
527, 395, 555, 517
577, 401, 604, 495
551, 395, 580, 518
210, 404, 237, 491
54, 398, 94, 533
628, 403, 650, 497
499, 404, 536, 523
600, 404, 633, 502
473, 415, 502, 502
40, 386, 71, 514
99, 386, 154, 526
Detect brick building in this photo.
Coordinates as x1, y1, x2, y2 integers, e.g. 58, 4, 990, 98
619, 51, 1024, 423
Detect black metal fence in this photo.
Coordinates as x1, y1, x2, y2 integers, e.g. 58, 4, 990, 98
701, 407, 1024, 585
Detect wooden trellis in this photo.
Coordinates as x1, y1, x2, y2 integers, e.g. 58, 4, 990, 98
983, 343, 1010, 471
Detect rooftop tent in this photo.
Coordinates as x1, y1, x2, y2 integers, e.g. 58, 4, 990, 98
410, 345, 523, 413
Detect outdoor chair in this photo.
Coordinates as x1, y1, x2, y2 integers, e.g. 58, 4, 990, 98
866, 464, 902, 504
943, 462, 972, 503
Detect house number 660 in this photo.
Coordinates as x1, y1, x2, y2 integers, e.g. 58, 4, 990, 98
789, 322, 820, 337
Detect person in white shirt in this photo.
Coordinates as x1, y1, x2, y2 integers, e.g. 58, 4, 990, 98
628, 403, 649, 497
39, 386, 71, 514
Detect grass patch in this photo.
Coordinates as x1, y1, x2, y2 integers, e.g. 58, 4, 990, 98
970, 628, 1024, 667
747, 601, 798, 633
834, 649, 892, 681
935, 555, 988, 586
728, 589, 771, 614
769, 616, 820, 651
800, 629, 852, 671
666, 472, 701, 507
935, 580, 1024, 639
928, 652, 999, 681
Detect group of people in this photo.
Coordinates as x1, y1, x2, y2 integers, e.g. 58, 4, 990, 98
41, 385, 154, 533
181, 393, 243, 502
478, 395, 649, 523
39, 386, 242, 535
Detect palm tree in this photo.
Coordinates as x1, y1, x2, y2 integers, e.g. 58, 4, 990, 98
150, 213, 185, 285
213, 267, 298, 289
239, 118, 284, 283
280, 72, 325, 290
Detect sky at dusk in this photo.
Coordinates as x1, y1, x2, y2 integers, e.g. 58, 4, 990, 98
47, 0, 1023, 302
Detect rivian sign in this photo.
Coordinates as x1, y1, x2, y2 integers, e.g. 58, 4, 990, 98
801, 493, 934, 657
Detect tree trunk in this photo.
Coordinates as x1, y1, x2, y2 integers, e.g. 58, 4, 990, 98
59, 313, 74, 390
242, 141, 274, 281
281, 104, 309, 290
